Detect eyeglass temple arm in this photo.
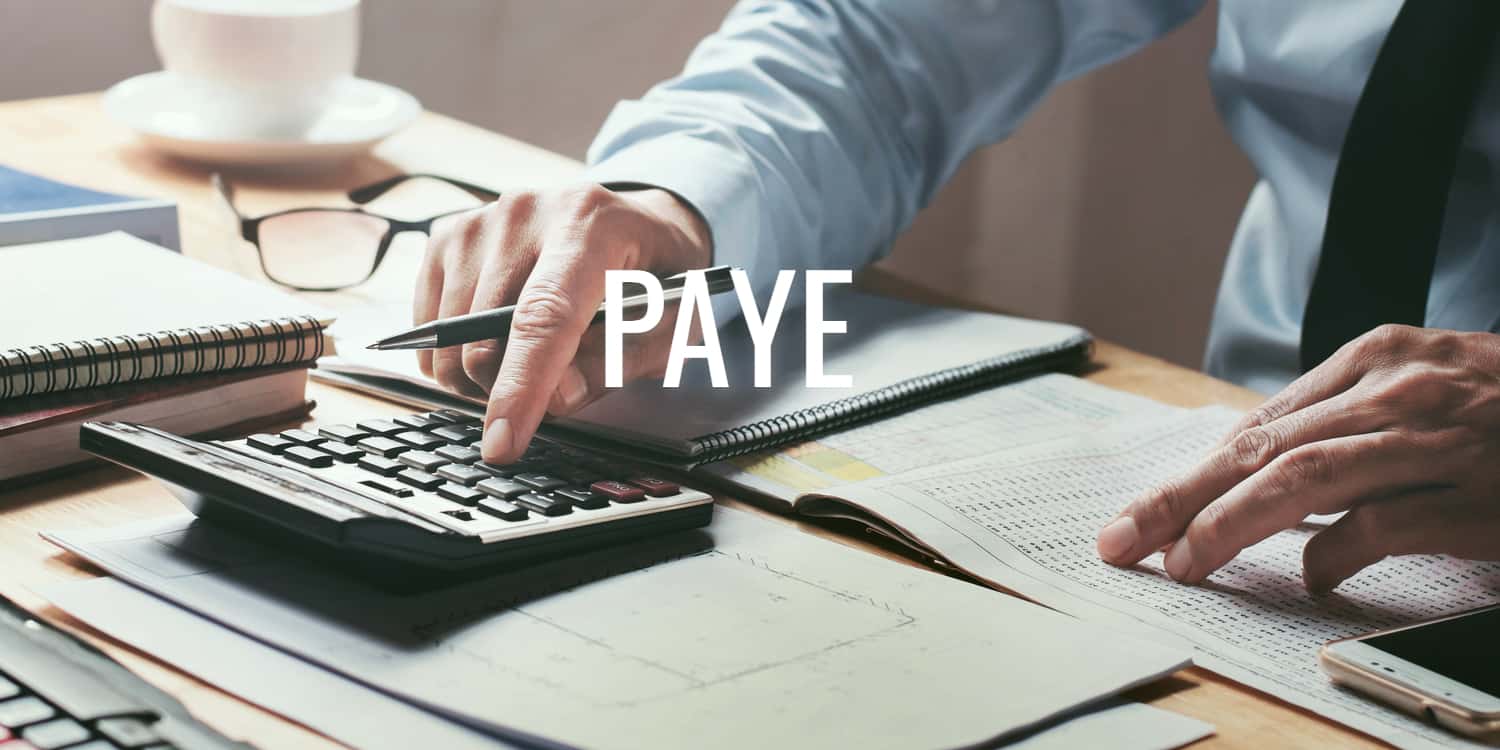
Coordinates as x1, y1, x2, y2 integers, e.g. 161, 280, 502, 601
211, 173, 246, 219
347, 173, 502, 205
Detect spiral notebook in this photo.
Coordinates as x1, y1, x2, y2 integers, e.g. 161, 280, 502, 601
321, 289, 1091, 467
0, 232, 335, 401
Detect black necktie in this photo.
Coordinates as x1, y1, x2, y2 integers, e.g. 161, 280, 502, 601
1300, 1, 1500, 372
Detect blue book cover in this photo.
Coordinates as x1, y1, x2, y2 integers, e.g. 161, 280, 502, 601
0, 164, 179, 250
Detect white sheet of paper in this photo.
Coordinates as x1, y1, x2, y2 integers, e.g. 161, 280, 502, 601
39, 577, 520, 750
43, 507, 1190, 750
702, 374, 1176, 505
832, 408, 1500, 750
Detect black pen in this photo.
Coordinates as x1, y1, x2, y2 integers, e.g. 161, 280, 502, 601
368, 265, 739, 351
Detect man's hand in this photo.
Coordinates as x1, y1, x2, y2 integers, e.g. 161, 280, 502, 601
1096, 324, 1500, 592
414, 184, 712, 464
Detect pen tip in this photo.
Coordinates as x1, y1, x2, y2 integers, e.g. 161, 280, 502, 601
365, 343, 384, 351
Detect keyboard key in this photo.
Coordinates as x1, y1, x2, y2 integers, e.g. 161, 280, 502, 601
428, 408, 479, 424
435, 445, 481, 464
320, 442, 364, 463
476, 498, 528, 521
279, 428, 326, 446
392, 430, 445, 450
476, 477, 529, 498
22, 718, 89, 749
514, 473, 567, 492
357, 418, 405, 436
317, 424, 370, 443
282, 445, 334, 469
394, 413, 443, 431
590, 480, 645, 503
554, 487, 608, 510
97, 716, 160, 747
245, 433, 293, 455
436, 464, 490, 486
356, 455, 405, 477
430, 425, 481, 445
629, 476, 680, 497
359, 478, 414, 498
514, 492, 571, 516
396, 469, 444, 491
436, 483, 486, 506
0, 696, 55, 727
0, 677, 17, 701
396, 451, 448, 472
473, 462, 521, 478
356, 436, 410, 457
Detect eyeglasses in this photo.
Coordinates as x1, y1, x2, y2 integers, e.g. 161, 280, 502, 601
215, 172, 502, 291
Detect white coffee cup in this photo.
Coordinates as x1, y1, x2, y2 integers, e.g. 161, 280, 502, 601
151, 0, 360, 139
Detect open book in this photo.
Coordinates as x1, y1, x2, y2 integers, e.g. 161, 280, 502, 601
320, 289, 1091, 466
705, 375, 1500, 750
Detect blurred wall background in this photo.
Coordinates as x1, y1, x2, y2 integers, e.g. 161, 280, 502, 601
0, 0, 1254, 369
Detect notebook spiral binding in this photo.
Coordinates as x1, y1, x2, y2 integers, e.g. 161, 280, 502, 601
692, 332, 1094, 465
0, 315, 326, 401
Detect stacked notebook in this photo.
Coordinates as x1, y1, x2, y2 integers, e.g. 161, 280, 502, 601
0, 232, 333, 483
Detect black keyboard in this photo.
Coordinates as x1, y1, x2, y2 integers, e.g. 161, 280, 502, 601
0, 595, 248, 750
81, 409, 713, 575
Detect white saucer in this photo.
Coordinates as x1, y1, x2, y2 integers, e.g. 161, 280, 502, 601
104, 72, 422, 168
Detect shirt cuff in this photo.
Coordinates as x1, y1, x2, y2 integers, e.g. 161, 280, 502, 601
584, 134, 768, 326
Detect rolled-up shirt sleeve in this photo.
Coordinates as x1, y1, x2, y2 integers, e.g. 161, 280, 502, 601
586, 0, 1207, 315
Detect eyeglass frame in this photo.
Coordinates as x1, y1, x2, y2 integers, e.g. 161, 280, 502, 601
214, 172, 503, 292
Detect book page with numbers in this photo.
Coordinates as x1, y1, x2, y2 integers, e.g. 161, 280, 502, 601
832, 407, 1500, 750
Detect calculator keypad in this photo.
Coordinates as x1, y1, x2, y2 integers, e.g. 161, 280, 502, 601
232, 410, 705, 542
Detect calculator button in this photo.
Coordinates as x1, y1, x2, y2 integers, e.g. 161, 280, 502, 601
357, 418, 405, 436
476, 477, 529, 498
476, 498, 529, 521
356, 436, 410, 457
514, 492, 571, 516
356, 455, 405, 477
392, 430, 445, 450
436, 483, 486, 506
0, 696, 55, 727
590, 480, 645, 503
396, 469, 444, 491
629, 477, 680, 497
278, 428, 326, 446
394, 413, 443, 431
22, 718, 90, 748
514, 473, 567, 492
554, 487, 608, 510
318, 424, 370, 443
473, 462, 520, 478
246, 433, 294, 455
431, 425, 481, 445
396, 451, 448, 472
282, 445, 334, 469
359, 478, 414, 498
96, 716, 160, 747
320, 442, 364, 463
436, 464, 490, 486
0, 677, 18, 701
435, 445, 480, 464
428, 408, 479, 425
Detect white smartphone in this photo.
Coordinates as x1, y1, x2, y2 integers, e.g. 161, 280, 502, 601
1320, 604, 1500, 740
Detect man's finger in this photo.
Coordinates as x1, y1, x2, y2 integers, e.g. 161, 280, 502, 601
412, 235, 445, 379
1098, 389, 1384, 566
1216, 335, 1380, 447
1166, 431, 1435, 583
1302, 491, 1459, 593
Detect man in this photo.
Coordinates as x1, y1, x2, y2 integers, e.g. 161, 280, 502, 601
415, 1, 1500, 592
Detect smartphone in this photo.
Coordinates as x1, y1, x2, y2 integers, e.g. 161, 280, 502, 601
1321, 604, 1500, 740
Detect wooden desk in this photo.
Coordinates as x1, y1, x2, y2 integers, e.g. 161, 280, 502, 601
0, 93, 1380, 749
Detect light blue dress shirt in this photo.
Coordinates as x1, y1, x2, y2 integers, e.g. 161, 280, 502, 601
586, 0, 1500, 394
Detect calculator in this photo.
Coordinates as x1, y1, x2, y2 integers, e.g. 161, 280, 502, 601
80, 409, 713, 575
